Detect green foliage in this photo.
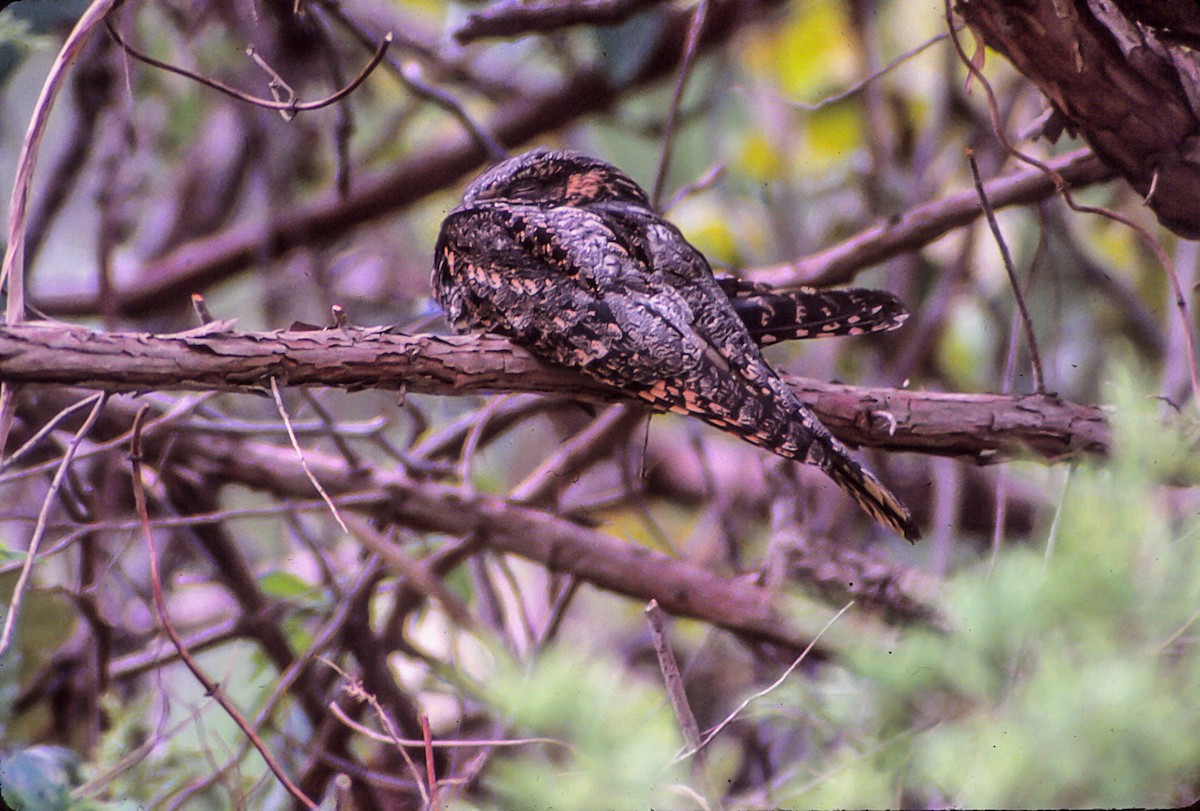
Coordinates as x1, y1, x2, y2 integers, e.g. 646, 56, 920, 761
0, 745, 81, 811
481, 646, 686, 810
779, 377, 1200, 808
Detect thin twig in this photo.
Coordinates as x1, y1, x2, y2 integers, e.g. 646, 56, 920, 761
323, 659, 429, 805
766, 30, 951, 112
0, 393, 107, 657
105, 16, 391, 115
651, 0, 709, 210
127, 405, 319, 810
298, 389, 364, 472
0, 392, 104, 472
458, 395, 511, 483
966, 149, 1045, 393
675, 601, 855, 762
664, 162, 725, 213
329, 702, 569, 750
3, 0, 123, 316
270, 376, 350, 534
421, 714, 439, 811
312, 0, 507, 162
0, 0, 122, 459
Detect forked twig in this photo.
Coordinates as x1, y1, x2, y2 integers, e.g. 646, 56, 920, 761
105, 15, 391, 115
0, 393, 107, 657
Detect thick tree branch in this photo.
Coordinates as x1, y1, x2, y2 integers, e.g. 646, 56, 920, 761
956, 0, 1200, 238
0, 322, 1110, 461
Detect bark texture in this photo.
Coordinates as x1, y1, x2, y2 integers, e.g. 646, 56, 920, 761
957, 0, 1200, 237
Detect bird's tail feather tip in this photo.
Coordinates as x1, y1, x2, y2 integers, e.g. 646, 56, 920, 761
823, 454, 921, 542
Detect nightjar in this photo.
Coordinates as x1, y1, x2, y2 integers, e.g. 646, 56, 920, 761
433, 148, 919, 540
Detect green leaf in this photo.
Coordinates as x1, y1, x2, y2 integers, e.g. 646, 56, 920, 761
258, 569, 315, 599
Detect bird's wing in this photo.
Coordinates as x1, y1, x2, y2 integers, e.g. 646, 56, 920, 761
434, 203, 708, 387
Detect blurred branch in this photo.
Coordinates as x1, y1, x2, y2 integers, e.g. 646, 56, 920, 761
0, 323, 1110, 461
33, 0, 784, 319
455, 0, 671, 43
82, 398, 817, 652
746, 147, 1110, 289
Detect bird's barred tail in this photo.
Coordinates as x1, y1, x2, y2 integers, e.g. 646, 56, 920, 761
817, 449, 921, 542
635, 364, 920, 540
714, 278, 910, 346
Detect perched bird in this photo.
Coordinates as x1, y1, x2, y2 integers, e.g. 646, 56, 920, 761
433, 148, 919, 540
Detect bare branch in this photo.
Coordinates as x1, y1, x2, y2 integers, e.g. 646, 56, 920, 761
745, 148, 1110, 289
0, 323, 1110, 461
455, 0, 671, 43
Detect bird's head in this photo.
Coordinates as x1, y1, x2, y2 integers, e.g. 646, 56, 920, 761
459, 148, 651, 209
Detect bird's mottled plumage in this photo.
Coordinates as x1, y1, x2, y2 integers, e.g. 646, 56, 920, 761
433, 148, 919, 540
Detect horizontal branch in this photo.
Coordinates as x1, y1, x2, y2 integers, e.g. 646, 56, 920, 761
745, 148, 1111, 288
0, 322, 1110, 461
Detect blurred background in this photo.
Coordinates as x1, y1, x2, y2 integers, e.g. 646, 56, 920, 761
1, 1, 1198, 808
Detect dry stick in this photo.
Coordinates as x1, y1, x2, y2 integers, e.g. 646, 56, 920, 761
0, 393, 107, 658
966, 149, 1046, 394
645, 600, 725, 809
675, 601, 855, 763
944, 1, 1200, 408
270, 377, 350, 534
651, 0, 709, 210
128, 405, 320, 810
104, 16, 392, 114
421, 715, 439, 811
644, 603, 701, 755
